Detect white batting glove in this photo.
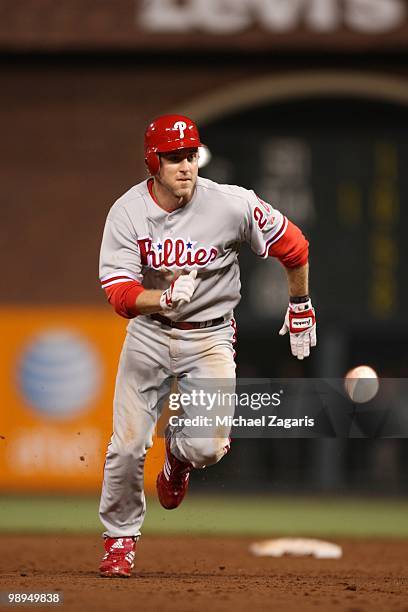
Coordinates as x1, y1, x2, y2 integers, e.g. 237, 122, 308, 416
279, 299, 317, 360
160, 270, 198, 312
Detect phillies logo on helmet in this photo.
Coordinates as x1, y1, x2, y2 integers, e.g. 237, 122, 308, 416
138, 237, 217, 269
173, 121, 187, 139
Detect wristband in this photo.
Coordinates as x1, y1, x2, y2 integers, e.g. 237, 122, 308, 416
289, 295, 310, 304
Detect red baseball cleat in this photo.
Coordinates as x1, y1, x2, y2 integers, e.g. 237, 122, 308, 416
99, 537, 136, 578
156, 438, 193, 509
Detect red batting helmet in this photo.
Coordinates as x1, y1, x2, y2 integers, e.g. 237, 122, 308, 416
144, 114, 202, 175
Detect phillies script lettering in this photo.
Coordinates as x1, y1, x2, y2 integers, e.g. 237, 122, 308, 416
138, 237, 218, 269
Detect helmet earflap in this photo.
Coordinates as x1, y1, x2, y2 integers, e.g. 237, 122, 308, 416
145, 150, 160, 176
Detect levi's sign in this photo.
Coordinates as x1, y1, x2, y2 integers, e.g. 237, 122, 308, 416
138, 0, 406, 34
0, 0, 406, 51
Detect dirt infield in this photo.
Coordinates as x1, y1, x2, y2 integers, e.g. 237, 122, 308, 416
1, 535, 408, 611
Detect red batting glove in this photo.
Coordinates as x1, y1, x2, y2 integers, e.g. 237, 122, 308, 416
160, 270, 198, 312
279, 299, 317, 360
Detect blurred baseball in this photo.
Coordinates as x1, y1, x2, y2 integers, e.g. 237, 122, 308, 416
344, 365, 379, 403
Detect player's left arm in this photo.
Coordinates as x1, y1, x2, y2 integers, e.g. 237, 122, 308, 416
244, 192, 316, 360
269, 221, 316, 361
279, 262, 316, 361
284, 261, 309, 299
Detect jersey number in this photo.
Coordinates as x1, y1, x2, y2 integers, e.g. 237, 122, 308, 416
254, 206, 267, 230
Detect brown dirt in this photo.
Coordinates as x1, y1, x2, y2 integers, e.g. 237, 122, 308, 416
1, 535, 408, 612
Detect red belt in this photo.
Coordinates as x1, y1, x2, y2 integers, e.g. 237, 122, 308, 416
150, 313, 225, 330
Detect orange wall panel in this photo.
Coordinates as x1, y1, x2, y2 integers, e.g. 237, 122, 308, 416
0, 307, 164, 493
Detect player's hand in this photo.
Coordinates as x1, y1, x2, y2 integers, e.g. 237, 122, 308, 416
279, 299, 317, 360
160, 270, 199, 312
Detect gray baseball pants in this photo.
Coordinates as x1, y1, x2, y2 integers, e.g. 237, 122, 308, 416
99, 314, 236, 538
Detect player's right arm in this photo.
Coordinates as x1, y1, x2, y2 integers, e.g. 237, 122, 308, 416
99, 206, 146, 318
99, 206, 198, 318
103, 274, 199, 318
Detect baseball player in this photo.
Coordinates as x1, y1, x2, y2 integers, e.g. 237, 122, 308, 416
98, 114, 316, 577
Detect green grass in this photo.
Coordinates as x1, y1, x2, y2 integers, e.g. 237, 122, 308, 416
1, 494, 408, 538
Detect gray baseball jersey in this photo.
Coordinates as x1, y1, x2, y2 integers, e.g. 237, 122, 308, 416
99, 176, 287, 322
